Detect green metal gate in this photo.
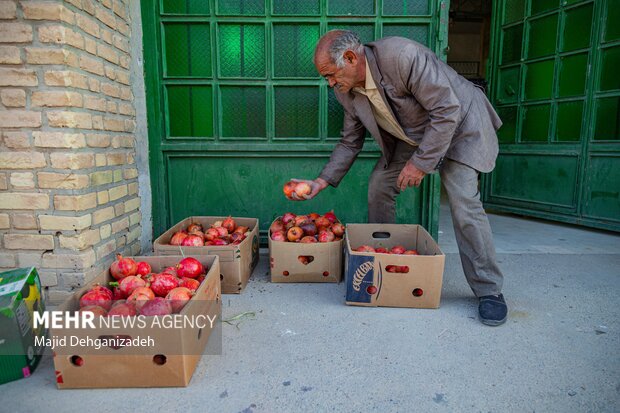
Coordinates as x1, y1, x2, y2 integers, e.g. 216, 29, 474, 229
142, 0, 449, 241
483, 0, 620, 232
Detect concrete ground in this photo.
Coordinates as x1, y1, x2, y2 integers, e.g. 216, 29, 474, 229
2, 203, 619, 413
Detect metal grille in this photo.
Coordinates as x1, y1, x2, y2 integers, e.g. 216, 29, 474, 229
217, 0, 264, 15
162, 0, 210, 14
274, 87, 319, 138
164, 24, 212, 77
273, 24, 320, 78
166, 86, 213, 137
383, 0, 430, 15
328, 0, 375, 15
273, 0, 320, 15
220, 86, 266, 138
218, 24, 266, 78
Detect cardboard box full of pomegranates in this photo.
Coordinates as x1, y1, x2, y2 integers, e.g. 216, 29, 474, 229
153, 217, 259, 294
51, 255, 221, 389
269, 218, 344, 283
344, 224, 445, 309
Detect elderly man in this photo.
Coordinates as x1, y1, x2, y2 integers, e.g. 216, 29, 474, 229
291, 30, 507, 326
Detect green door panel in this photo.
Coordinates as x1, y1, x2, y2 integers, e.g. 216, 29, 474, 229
583, 156, 620, 222
143, 0, 446, 241
484, 0, 620, 232
488, 154, 579, 208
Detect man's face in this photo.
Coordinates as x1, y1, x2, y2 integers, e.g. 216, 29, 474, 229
315, 51, 361, 93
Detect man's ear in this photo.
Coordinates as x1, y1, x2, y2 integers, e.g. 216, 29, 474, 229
343, 50, 357, 65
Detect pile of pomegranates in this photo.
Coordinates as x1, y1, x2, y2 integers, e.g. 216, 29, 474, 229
78, 255, 208, 317
168, 217, 250, 247
270, 211, 344, 243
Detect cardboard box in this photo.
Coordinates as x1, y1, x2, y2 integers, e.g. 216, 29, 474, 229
0, 267, 46, 385
51, 255, 221, 389
269, 218, 344, 283
344, 224, 445, 308
153, 217, 259, 294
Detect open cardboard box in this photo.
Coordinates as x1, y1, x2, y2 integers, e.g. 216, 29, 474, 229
269, 217, 344, 283
51, 255, 221, 389
153, 217, 259, 294
345, 224, 445, 308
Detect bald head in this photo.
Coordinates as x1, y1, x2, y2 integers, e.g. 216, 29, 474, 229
314, 30, 363, 68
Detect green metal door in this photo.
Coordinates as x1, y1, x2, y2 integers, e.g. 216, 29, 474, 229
142, 0, 449, 241
483, 0, 620, 232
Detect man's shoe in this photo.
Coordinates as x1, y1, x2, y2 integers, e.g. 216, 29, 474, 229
478, 294, 507, 326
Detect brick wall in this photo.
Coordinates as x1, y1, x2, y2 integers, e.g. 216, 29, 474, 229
0, 0, 142, 304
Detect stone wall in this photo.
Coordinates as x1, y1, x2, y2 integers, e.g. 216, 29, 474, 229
0, 0, 142, 304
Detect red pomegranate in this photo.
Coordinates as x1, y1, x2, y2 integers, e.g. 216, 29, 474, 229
181, 234, 204, 247
390, 245, 406, 255
318, 229, 335, 243
300, 236, 317, 243
221, 217, 236, 233
403, 249, 419, 255
213, 226, 228, 238
355, 245, 376, 253
109, 254, 137, 280
287, 226, 304, 242
126, 286, 155, 311
229, 232, 245, 244
79, 305, 108, 317
170, 231, 188, 246
294, 182, 312, 198
140, 297, 172, 316
204, 228, 220, 242
331, 223, 345, 237
314, 216, 330, 229
136, 261, 152, 276
281, 212, 296, 225
166, 287, 193, 313
308, 212, 320, 220
386, 265, 399, 273
269, 220, 285, 233
150, 272, 180, 297
294, 215, 310, 227
271, 230, 286, 241
212, 238, 229, 246
107, 301, 137, 317
177, 257, 205, 278
323, 210, 338, 223
119, 275, 147, 298
180, 277, 200, 292
162, 266, 178, 276
300, 222, 317, 236
187, 223, 203, 234
375, 247, 389, 254
234, 225, 249, 234
79, 286, 113, 310
283, 181, 296, 199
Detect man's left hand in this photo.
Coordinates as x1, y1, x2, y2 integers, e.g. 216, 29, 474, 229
397, 160, 426, 191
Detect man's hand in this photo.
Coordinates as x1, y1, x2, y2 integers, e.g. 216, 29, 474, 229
289, 178, 328, 201
397, 160, 426, 191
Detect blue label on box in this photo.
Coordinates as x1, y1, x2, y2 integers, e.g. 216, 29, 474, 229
345, 253, 377, 303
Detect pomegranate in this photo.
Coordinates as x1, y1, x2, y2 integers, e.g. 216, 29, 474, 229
214, 226, 228, 238
375, 247, 389, 254
283, 181, 297, 199
196, 274, 206, 284
213, 238, 229, 245
111, 285, 123, 301
366, 285, 378, 295
150, 272, 180, 297
204, 228, 220, 241
187, 223, 203, 234
79, 305, 108, 317
119, 275, 146, 298
298, 256, 314, 265
308, 212, 320, 220
271, 230, 286, 241
314, 216, 330, 228
331, 223, 345, 237
221, 217, 236, 233
324, 210, 338, 223
300, 236, 317, 243
162, 266, 178, 276
355, 245, 376, 253
177, 257, 205, 278
166, 287, 193, 313
234, 225, 249, 234
269, 220, 285, 233
287, 226, 304, 242
282, 212, 296, 225
294, 215, 310, 227
80, 286, 113, 310
107, 301, 137, 317
181, 234, 204, 246
390, 245, 406, 255
127, 286, 155, 311
180, 277, 200, 292
109, 254, 137, 280
398, 266, 409, 273
386, 265, 399, 273
294, 182, 312, 198
300, 222, 317, 236
140, 297, 172, 316
170, 231, 188, 246
404, 249, 419, 255
212, 220, 223, 228
136, 261, 152, 276
229, 232, 245, 244
317, 229, 335, 243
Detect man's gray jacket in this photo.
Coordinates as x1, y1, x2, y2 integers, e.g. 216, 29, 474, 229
319, 36, 502, 187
